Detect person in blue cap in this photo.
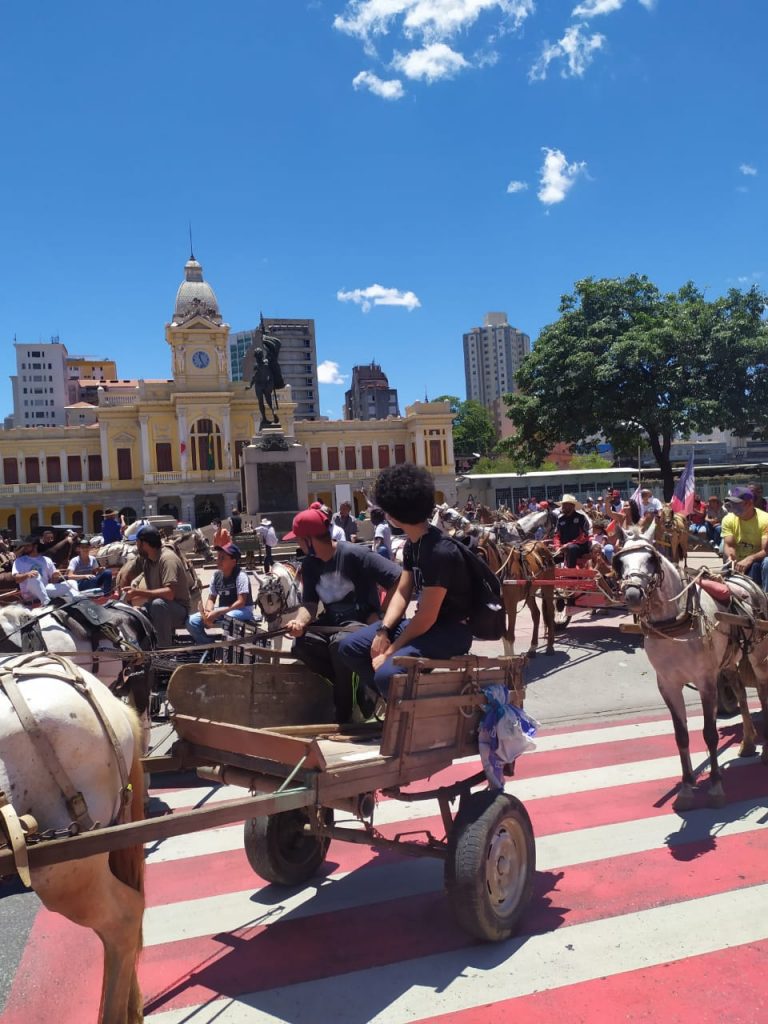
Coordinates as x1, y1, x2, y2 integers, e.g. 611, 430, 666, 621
186, 542, 257, 656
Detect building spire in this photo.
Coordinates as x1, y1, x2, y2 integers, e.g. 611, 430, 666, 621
188, 221, 194, 260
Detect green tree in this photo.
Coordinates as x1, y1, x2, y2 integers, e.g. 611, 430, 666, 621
433, 394, 462, 415
504, 276, 768, 498
569, 453, 613, 469
452, 400, 496, 457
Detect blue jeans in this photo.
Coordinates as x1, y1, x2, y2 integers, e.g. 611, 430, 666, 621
336, 619, 473, 697
186, 606, 258, 645
747, 559, 768, 592
76, 569, 113, 596
706, 523, 722, 546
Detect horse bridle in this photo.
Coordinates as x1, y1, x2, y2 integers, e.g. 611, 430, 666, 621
613, 540, 664, 603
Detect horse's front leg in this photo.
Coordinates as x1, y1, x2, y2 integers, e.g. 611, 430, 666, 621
527, 594, 540, 657
700, 680, 726, 808
502, 586, 518, 656
540, 587, 555, 654
658, 676, 697, 811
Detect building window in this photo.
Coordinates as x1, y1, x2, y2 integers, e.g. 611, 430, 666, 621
378, 445, 390, 469
155, 442, 173, 473
428, 440, 442, 467
117, 448, 132, 480
46, 456, 62, 483
3, 458, 18, 485
190, 418, 223, 471
25, 457, 40, 483
310, 447, 323, 472
394, 444, 406, 465
88, 454, 103, 481
68, 455, 82, 481
328, 448, 340, 471
361, 445, 373, 470
344, 446, 357, 471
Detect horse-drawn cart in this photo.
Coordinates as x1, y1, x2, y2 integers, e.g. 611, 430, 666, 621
1, 652, 535, 944
505, 565, 624, 628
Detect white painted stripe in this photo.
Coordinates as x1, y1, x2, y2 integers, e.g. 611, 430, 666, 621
153, 709, 742, 812
145, 743, 755, 865
143, 793, 768, 948
146, 882, 768, 1023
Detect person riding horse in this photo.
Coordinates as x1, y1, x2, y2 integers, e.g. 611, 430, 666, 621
246, 326, 284, 429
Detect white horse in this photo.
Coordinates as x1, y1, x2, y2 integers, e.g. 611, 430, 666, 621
0, 652, 145, 1023
611, 523, 766, 810
252, 562, 300, 623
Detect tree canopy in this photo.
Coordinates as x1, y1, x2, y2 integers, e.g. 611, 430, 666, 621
504, 275, 768, 498
435, 395, 496, 456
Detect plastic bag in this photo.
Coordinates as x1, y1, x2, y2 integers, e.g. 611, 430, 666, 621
478, 684, 540, 790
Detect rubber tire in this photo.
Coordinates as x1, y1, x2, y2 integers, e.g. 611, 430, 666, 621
717, 672, 740, 718
445, 791, 535, 942
243, 807, 332, 886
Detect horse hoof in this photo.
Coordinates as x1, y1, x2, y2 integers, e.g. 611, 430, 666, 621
673, 789, 695, 812
527, 649, 537, 659
739, 742, 757, 758
707, 788, 726, 809
545, 646, 556, 656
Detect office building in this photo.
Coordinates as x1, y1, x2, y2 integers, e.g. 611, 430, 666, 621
230, 319, 320, 420
344, 362, 400, 420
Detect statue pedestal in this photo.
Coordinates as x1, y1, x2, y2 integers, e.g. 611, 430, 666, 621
240, 426, 308, 535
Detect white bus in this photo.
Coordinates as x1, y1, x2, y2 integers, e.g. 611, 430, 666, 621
458, 467, 638, 510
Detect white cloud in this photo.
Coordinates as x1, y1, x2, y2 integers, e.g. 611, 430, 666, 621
334, 1, 534, 45
317, 361, 348, 385
506, 179, 529, 193
529, 23, 605, 81
572, 0, 625, 15
740, 163, 758, 176
392, 42, 468, 81
337, 283, 422, 312
352, 70, 405, 99
537, 147, 587, 205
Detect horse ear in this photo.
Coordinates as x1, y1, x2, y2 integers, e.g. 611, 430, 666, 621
642, 520, 657, 543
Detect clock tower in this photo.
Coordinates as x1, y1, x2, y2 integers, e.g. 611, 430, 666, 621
166, 254, 230, 391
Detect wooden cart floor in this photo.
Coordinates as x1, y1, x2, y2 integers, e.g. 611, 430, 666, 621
316, 736, 387, 768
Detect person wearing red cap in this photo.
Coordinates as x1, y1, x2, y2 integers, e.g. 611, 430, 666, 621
283, 504, 401, 723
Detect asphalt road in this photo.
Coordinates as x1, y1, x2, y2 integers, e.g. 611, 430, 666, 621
0, 545, 721, 1011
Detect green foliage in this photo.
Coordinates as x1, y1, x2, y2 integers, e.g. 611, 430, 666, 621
433, 394, 462, 415
450, 399, 496, 456
504, 275, 768, 498
569, 453, 613, 469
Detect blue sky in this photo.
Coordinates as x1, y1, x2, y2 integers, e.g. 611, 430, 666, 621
0, 1, 766, 420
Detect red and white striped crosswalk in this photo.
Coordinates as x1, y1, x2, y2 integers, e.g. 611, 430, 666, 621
5, 709, 768, 1024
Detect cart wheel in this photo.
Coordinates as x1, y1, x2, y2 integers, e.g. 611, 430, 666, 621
244, 807, 333, 886
445, 791, 535, 942
717, 671, 740, 717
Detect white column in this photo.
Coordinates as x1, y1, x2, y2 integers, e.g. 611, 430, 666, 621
445, 429, 454, 466
60, 448, 69, 483
14, 506, 22, 534
139, 415, 151, 479
81, 503, 88, 530
59, 503, 66, 522
415, 431, 426, 466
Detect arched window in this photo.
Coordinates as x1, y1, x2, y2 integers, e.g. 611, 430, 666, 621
190, 418, 223, 472
30, 513, 39, 531
51, 511, 61, 526
7, 514, 16, 536
72, 511, 83, 528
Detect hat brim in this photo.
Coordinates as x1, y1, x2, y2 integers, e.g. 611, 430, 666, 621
282, 530, 297, 541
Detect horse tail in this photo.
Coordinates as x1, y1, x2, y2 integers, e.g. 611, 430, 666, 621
107, 711, 145, 1023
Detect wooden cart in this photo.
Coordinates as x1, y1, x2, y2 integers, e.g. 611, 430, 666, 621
505, 565, 625, 627
1, 653, 535, 943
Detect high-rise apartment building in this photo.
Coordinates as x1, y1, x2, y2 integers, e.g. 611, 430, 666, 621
344, 362, 400, 420
229, 319, 319, 420
463, 313, 529, 403
9, 340, 117, 428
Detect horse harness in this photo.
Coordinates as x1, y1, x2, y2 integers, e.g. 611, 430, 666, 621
0, 653, 134, 886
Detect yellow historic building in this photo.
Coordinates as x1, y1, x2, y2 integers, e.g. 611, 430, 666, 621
0, 257, 456, 535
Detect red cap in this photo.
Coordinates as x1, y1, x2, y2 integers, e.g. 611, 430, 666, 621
538, 501, 549, 509
611, 490, 620, 497
283, 507, 331, 541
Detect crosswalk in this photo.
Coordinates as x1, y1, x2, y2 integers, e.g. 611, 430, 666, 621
4, 709, 768, 1024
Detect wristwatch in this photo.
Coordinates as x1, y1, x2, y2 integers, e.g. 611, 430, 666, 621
376, 624, 394, 640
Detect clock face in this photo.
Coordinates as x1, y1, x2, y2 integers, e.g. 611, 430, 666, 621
191, 349, 210, 369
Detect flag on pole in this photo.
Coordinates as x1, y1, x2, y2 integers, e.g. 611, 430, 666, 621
670, 452, 695, 515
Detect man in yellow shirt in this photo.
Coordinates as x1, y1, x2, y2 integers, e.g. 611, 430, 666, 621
721, 486, 768, 589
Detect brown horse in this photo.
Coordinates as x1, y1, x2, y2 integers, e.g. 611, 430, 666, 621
477, 535, 556, 656
657, 504, 688, 565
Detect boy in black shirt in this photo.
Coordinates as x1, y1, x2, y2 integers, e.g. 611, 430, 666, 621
337, 464, 473, 699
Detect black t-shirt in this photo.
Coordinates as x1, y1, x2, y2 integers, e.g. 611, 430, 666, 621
556, 510, 591, 545
403, 526, 472, 624
231, 513, 242, 535
301, 542, 401, 623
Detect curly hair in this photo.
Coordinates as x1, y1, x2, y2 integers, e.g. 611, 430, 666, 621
374, 464, 435, 524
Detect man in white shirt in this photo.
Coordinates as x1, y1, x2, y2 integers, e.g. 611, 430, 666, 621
638, 488, 663, 526
12, 536, 79, 606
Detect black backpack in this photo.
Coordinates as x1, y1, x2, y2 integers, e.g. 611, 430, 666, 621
448, 536, 506, 641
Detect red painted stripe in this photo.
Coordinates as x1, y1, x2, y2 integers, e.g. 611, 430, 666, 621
137, 827, 768, 1014
144, 757, 768, 908
411, 940, 768, 1024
